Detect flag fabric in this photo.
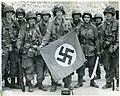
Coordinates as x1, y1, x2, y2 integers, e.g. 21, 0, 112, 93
40, 31, 86, 82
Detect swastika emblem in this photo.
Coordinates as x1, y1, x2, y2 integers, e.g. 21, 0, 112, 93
55, 43, 76, 67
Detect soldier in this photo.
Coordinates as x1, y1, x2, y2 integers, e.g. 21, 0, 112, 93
35, 11, 41, 24
33, 10, 51, 91
17, 11, 41, 92
38, 5, 72, 92
93, 13, 103, 80
101, 6, 119, 91
15, 7, 27, 86
16, 7, 26, 29
2, 2, 7, 18
2, 36, 9, 87
2, 5, 20, 89
70, 10, 86, 87
76, 11, 100, 88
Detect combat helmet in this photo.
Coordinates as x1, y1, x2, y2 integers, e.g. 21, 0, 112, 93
82, 11, 92, 20
94, 13, 103, 21
16, 7, 25, 18
72, 10, 81, 17
52, 5, 65, 16
26, 11, 36, 21
4, 5, 15, 14
41, 10, 51, 18
103, 6, 115, 16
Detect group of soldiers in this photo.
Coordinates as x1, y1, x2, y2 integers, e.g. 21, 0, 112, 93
2, 3, 119, 93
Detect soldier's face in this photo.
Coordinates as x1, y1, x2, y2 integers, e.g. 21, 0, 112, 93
95, 18, 102, 24
36, 15, 41, 21
73, 14, 80, 21
17, 13, 24, 20
6, 11, 13, 18
84, 15, 91, 23
105, 13, 113, 20
42, 15, 50, 21
56, 11, 63, 19
28, 18, 36, 25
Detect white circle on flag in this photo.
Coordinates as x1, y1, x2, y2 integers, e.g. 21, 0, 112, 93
55, 43, 76, 67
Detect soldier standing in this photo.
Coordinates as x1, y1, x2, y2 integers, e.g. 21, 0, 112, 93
17, 11, 41, 92
15, 7, 27, 86
101, 6, 119, 91
93, 13, 103, 80
70, 10, 86, 88
77, 11, 100, 88
38, 5, 73, 92
33, 10, 51, 91
2, 5, 20, 89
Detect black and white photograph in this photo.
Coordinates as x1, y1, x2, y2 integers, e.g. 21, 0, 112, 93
1, 0, 119, 96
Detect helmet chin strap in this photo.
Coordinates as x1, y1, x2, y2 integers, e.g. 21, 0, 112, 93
106, 17, 113, 23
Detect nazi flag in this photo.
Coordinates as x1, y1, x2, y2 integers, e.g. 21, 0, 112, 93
40, 32, 86, 81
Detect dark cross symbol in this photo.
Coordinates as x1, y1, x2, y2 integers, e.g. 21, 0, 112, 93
57, 46, 74, 65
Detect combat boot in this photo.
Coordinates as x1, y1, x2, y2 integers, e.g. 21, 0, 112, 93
50, 82, 57, 92
64, 84, 73, 90
94, 75, 101, 80
17, 76, 20, 85
116, 80, 119, 91
34, 82, 39, 88
27, 81, 33, 92
74, 76, 83, 88
102, 82, 112, 89
81, 79, 86, 82
74, 81, 83, 88
4, 78, 9, 87
38, 82, 47, 91
10, 77, 20, 89
90, 79, 99, 88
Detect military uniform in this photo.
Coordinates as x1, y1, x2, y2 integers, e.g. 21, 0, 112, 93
39, 5, 72, 92
17, 11, 40, 92
33, 10, 51, 91
70, 10, 86, 88
15, 7, 27, 86
2, 5, 20, 88
102, 6, 119, 90
76, 11, 100, 88
93, 13, 103, 79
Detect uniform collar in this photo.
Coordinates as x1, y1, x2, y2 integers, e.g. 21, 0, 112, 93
96, 22, 102, 28
4, 17, 14, 24
82, 22, 92, 29
105, 18, 114, 25
54, 17, 65, 25
17, 19, 26, 24
41, 19, 49, 26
